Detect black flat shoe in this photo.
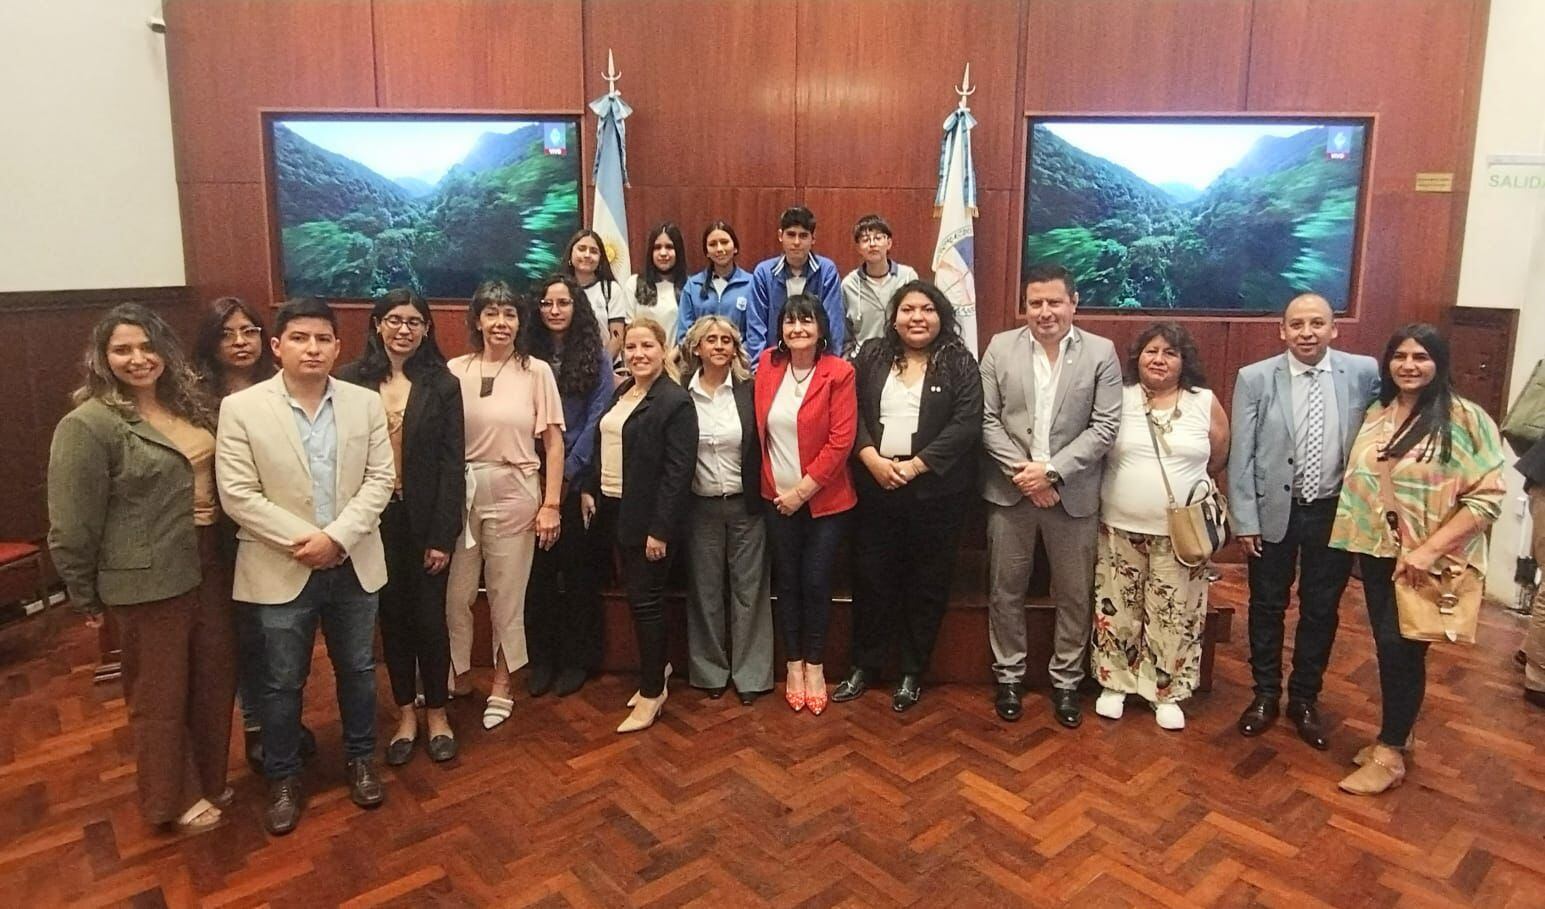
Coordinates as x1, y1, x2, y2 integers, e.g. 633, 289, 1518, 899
704, 686, 727, 700
737, 689, 765, 707
553, 667, 587, 697
1525, 687, 1545, 709
1237, 695, 1280, 737
994, 683, 1023, 722
527, 663, 555, 698
1286, 700, 1328, 750
832, 667, 869, 703
384, 737, 416, 766
891, 674, 921, 713
427, 734, 458, 762
346, 758, 385, 809
1050, 688, 1082, 728
264, 776, 303, 836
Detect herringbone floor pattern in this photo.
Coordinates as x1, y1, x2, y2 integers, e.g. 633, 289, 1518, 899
0, 569, 1540, 907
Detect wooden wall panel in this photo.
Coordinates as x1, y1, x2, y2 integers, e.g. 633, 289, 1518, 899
1247, 0, 1480, 194
794, 0, 1022, 191
372, 0, 584, 110
1021, 0, 1253, 112
627, 186, 796, 275
163, 0, 378, 184
581, 0, 799, 189
180, 182, 274, 311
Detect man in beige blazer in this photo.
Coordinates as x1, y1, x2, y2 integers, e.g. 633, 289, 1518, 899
217, 297, 394, 836
980, 263, 1123, 728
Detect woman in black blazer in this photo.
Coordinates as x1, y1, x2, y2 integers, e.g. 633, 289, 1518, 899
337, 289, 465, 763
678, 314, 772, 705
583, 316, 698, 733
833, 280, 983, 712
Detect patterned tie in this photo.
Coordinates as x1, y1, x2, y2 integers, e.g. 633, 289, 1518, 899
1298, 371, 1325, 497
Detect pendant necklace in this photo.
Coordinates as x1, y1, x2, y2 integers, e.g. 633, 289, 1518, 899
478, 352, 514, 398
791, 364, 815, 398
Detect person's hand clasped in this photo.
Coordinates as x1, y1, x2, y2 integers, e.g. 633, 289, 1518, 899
1029, 486, 1061, 509
535, 503, 562, 551
774, 488, 806, 516
291, 531, 345, 569
863, 451, 907, 491
645, 535, 668, 561
422, 548, 450, 574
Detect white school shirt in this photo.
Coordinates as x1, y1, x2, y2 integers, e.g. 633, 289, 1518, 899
626, 275, 679, 340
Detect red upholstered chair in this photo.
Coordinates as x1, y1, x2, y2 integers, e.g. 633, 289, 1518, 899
0, 541, 49, 611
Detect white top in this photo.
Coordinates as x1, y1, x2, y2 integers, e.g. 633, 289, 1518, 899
1031, 329, 1074, 466
785, 273, 808, 299
767, 369, 805, 493
582, 278, 633, 330
1288, 350, 1343, 500
1101, 384, 1215, 535
711, 275, 728, 296
877, 368, 922, 457
626, 275, 679, 340
689, 372, 743, 496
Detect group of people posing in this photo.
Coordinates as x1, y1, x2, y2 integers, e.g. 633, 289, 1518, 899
46, 205, 1506, 841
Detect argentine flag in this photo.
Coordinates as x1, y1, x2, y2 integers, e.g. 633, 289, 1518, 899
933, 101, 979, 355
589, 88, 633, 285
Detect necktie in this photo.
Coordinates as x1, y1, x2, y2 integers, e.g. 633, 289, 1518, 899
1298, 371, 1325, 497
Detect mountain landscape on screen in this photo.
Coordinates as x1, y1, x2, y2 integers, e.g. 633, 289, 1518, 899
1024, 121, 1367, 311
271, 119, 581, 299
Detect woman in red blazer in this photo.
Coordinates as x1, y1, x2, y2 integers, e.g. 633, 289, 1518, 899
754, 293, 857, 715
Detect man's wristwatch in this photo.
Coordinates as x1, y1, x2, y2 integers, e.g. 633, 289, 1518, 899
1044, 466, 1063, 486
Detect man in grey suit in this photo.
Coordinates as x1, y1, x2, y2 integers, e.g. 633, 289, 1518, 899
1229, 293, 1379, 748
981, 263, 1122, 726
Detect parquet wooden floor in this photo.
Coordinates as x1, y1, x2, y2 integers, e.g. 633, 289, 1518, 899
0, 568, 1541, 908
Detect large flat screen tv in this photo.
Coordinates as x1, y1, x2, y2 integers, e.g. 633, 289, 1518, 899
1023, 116, 1371, 312
264, 113, 582, 300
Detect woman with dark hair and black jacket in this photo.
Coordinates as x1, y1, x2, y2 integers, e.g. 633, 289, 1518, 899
336, 289, 465, 764
832, 280, 982, 712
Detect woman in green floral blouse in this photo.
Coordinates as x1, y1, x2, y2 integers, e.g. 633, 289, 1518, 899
1329, 323, 1504, 795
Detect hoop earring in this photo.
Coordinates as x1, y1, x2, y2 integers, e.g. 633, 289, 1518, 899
776, 338, 789, 355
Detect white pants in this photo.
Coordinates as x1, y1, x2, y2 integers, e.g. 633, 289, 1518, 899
446, 464, 539, 675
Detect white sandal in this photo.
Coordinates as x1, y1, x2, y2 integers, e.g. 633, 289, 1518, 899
175, 798, 222, 833
482, 694, 514, 730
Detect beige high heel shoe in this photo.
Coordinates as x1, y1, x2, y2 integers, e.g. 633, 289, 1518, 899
617, 687, 668, 733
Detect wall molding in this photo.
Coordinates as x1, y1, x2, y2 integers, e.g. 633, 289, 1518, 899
0, 286, 189, 314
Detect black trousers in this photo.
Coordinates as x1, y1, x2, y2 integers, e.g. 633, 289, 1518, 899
378, 498, 451, 708
596, 496, 671, 698
850, 487, 969, 676
1246, 498, 1353, 702
1358, 556, 1430, 747
526, 488, 605, 674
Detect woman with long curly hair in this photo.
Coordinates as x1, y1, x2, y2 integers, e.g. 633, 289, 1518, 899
48, 303, 236, 833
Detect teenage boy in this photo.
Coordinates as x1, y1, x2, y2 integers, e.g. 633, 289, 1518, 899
746, 206, 846, 364
841, 213, 919, 355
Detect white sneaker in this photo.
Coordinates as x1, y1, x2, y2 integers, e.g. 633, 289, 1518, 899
1095, 688, 1126, 720
1154, 702, 1186, 730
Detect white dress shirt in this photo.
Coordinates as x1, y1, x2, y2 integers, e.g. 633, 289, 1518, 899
1288, 350, 1343, 500
689, 372, 743, 496
1030, 329, 1075, 469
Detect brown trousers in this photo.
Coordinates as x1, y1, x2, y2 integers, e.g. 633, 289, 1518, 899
111, 527, 237, 825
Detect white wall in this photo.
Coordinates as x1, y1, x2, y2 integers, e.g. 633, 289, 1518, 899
1453, 0, 1545, 598
0, 0, 185, 292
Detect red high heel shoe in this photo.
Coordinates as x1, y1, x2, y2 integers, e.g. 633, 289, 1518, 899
784, 661, 806, 712
806, 665, 828, 715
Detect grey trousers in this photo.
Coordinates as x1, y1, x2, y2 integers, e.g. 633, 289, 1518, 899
685, 494, 775, 693
986, 497, 1098, 688
1525, 490, 1545, 693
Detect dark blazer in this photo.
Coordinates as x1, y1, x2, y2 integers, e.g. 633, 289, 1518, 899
336, 360, 465, 553
688, 371, 764, 515
585, 376, 699, 547
853, 341, 983, 500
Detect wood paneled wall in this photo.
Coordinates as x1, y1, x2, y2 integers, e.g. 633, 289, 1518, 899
163, 0, 1490, 400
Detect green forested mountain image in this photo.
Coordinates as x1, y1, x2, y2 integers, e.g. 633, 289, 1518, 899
1024, 123, 1366, 311
272, 120, 581, 299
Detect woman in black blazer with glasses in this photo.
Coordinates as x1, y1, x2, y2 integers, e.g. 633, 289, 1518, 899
832, 280, 982, 712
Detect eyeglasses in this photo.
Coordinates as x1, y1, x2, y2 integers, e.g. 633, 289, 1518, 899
221, 327, 262, 341
382, 316, 427, 330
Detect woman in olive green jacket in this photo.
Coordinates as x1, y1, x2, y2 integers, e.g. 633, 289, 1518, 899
47, 304, 237, 833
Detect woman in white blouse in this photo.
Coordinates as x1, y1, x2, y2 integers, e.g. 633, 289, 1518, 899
1092, 322, 1229, 730
678, 315, 772, 705
627, 222, 686, 342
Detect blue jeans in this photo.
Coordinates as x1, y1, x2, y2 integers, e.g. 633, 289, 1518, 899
766, 507, 849, 664
234, 607, 265, 730
250, 566, 379, 779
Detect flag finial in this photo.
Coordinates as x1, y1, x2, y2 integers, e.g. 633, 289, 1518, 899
954, 63, 974, 111
604, 49, 622, 95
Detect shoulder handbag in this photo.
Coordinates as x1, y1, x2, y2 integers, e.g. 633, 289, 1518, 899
1375, 453, 1482, 644
1144, 403, 1229, 568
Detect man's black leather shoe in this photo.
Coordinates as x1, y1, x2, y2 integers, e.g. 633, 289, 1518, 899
1050, 688, 1082, 728
264, 776, 303, 836
892, 674, 921, 713
526, 663, 555, 697
704, 685, 727, 700
347, 758, 385, 809
738, 689, 765, 706
832, 667, 870, 702
1237, 695, 1280, 737
1286, 700, 1328, 750
994, 683, 1023, 721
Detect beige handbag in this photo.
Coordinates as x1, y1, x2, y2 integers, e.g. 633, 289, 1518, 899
1376, 455, 1482, 644
1144, 404, 1229, 568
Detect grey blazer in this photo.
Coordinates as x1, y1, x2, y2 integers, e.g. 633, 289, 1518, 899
979, 326, 1124, 516
1227, 349, 1380, 543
